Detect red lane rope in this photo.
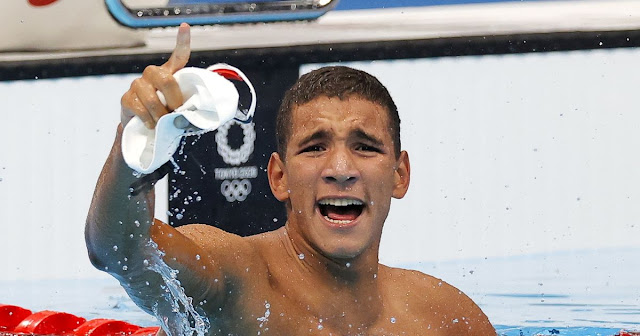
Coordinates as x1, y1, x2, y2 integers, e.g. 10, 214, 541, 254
2, 303, 640, 336
0, 304, 159, 336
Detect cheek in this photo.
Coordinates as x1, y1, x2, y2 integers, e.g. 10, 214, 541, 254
366, 166, 396, 188
286, 164, 319, 204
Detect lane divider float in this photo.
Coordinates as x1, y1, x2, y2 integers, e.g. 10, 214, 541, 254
0, 304, 159, 336
3, 303, 640, 336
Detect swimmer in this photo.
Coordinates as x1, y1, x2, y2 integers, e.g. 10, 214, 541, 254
85, 23, 495, 335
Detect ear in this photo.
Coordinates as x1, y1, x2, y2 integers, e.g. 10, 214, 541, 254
267, 152, 290, 202
392, 150, 410, 199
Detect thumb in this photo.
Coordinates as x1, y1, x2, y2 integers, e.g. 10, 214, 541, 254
164, 23, 191, 73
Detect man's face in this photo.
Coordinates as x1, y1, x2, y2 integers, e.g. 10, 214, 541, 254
268, 95, 410, 259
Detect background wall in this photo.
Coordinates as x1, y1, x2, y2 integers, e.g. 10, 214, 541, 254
303, 48, 640, 265
2, 47, 639, 281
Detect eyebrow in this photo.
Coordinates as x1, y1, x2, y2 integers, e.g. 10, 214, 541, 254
352, 128, 384, 147
297, 130, 330, 147
296, 128, 385, 148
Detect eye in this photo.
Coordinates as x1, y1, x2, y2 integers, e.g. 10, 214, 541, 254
300, 144, 325, 154
355, 143, 382, 153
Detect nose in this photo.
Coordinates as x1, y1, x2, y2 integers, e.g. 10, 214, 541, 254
322, 147, 360, 186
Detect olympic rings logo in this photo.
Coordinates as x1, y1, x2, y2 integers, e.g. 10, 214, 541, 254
221, 179, 252, 202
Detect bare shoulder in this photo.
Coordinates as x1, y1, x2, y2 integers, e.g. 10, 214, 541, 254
380, 265, 495, 335
174, 223, 261, 273
175, 223, 248, 251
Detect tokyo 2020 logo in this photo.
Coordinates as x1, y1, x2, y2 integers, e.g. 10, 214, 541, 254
215, 119, 257, 202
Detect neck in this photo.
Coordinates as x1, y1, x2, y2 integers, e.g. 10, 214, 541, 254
278, 224, 384, 328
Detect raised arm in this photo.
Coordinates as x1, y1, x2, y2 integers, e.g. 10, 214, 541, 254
84, 24, 229, 324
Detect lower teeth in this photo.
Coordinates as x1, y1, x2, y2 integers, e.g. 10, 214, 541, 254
324, 216, 353, 225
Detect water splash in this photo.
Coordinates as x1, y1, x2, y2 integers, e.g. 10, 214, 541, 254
256, 301, 270, 330
145, 240, 210, 336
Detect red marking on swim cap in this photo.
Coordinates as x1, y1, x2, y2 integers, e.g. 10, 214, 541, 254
28, 0, 59, 7
212, 68, 243, 82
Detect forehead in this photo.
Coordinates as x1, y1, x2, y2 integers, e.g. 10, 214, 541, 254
289, 96, 390, 138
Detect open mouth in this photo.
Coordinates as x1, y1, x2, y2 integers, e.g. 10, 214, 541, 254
318, 198, 365, 225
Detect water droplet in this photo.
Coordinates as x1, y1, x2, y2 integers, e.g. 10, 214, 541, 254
346, 262, 351, 268
390, 317, 396, 323
298, 253, 305, 260
145, 281, 150, 286
196, 254, 201, 260
272, 218, 278, 222
143, 259, 149, 267
134, 220, 141, 227
129, 234, 134, 238
112, 245, 118, 251
176, 213, 184, 220
122, 265, 128, 271
317, 324, 324, 330
196, 196, 202, 202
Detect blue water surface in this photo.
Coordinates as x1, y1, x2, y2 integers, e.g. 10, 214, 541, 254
1, 248, 638, 334
496, 326, 624, 336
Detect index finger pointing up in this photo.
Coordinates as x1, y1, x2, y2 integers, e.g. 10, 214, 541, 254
164, 22, 191, 73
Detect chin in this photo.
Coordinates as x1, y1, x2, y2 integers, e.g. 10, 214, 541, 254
319, 239, 369, 260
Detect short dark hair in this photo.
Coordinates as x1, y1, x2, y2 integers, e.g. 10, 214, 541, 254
276, 66, 401, 160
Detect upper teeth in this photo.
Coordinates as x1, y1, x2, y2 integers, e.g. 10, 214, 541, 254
318, 199, 363, 206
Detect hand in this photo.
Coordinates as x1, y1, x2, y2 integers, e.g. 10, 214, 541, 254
120, 23, 191, 129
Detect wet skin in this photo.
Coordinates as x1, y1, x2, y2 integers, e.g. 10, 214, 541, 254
270, 95, 409, 261
85, 23, 496, 335
149, 96, 495, 335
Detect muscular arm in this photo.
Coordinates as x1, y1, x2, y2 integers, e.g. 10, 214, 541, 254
84, 23, 244, 320
84, 125, 225, 314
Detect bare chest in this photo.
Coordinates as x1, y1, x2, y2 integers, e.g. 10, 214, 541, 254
207, 292, 460, 336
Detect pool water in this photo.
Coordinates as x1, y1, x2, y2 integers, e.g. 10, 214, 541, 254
496, 326, 623, 335
1, 248, 638, 335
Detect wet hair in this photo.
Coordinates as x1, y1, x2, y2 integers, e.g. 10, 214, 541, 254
276, 66, 401, 160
